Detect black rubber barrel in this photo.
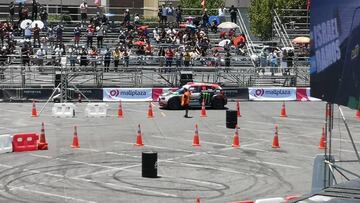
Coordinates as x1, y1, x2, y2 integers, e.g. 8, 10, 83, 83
142, 151, 158, 178
226, 110, 237, 129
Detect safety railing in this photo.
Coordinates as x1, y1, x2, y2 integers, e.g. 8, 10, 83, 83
273, 9, 293, 49
236, 8, 256, 68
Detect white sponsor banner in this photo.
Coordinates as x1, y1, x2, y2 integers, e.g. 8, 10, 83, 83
103, 88, 152, 101
249, 87, 297, 101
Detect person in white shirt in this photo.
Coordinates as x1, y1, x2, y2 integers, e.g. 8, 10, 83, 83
96, 25, 105, 48
153, 27, 160, 43
218, 6, 226, 23
24, 23, 32, 40
80, 1, 88, 26
36, 47, 46, 66
134, 13, 140, 25
54, 44, 63, 66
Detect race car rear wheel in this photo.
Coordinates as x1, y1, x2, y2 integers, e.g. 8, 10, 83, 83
167, 97, 181, 110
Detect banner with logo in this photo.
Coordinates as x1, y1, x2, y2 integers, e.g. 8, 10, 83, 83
103, 88, 152, 101
248, 87, 297, 101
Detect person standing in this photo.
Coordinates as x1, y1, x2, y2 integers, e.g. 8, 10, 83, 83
112, 47, 120, 71
31, 0, 38, 20
165, 47, 174, 71
202, 10, 209, 28
96, 25, 104, 48
55, 25, 63, 45
229, 5, 237, 23
40, 6, 48, 30
218, 6, 226, 23
181, 87, 191, 118
175, 5, 182, 27
104, 48, 111, 71
32, 23, 41, 48
74, 25, 81, 46
86, 24, 94, 48
80, 1, 88, 27
9, 2, 15, 23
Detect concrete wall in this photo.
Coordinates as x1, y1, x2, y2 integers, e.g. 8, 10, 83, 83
143, 0, 158, 18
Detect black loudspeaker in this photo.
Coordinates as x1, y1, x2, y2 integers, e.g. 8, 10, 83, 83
142, 151, 158, 178
226, 110, 237, 129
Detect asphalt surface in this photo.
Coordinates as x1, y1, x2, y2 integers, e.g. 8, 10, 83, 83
0, 101, 359, 203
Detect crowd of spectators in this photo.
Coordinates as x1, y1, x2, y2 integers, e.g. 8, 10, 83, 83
0, 0, 252, 73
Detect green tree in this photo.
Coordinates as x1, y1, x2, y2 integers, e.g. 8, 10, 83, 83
249, 0, 307, 40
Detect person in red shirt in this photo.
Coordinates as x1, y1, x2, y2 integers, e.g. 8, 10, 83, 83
165, 47, 174, 71
32, 23, 41, 48
86, 24, 95, 48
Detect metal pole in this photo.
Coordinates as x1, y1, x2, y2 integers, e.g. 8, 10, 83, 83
338, 106, 360, 162
323, 103, 329, 188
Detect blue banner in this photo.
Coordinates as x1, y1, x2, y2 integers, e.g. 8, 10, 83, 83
310, 0, 360, 109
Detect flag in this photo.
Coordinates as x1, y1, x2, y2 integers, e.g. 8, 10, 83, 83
307, 0, 311, 11
201, 0, 206, 9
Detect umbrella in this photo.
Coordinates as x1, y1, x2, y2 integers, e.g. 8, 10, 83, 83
185, 16, 195, 19
20, 19, 32, 29
31, 20, 44, 29
218, 22, 238, 29
218, 39, 231, 47
133, 41, 146, 46
208, 16, 220, 25
104, 13, 116, 17
292, 36, 310, 44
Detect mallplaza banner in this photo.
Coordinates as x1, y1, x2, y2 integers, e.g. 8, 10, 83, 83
248, 87, 297, 101
103, 88, 152, 101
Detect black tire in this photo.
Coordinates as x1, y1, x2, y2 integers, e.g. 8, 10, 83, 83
167, 97, 181, 110
212, 98, 225, 109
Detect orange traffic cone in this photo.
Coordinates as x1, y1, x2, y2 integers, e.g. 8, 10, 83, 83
196, 197, 201, 203
280, 102, 287, 117
31, 100, 38, 117
118, 101, 124, 118
236, 100, 241, 117
135, 124, 144, 146
147, 102, 154, 118
192, 124, 201, 147
200, 99, 207, 117
319, 127, 326, 150
355, 109, 360, 119
78, 93, 82, 103
71, 126, 80, 148
232, 124, 240, 148
38, 122, 48, 150
272, 125, 280, 148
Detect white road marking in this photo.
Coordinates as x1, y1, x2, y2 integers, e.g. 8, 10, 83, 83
30, 153, 52, 159
114, 141, 193, 153
162, 159, 264, 177
210, 154, 300, 169
100, 182, 178, 198
10, 186, 97, 203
